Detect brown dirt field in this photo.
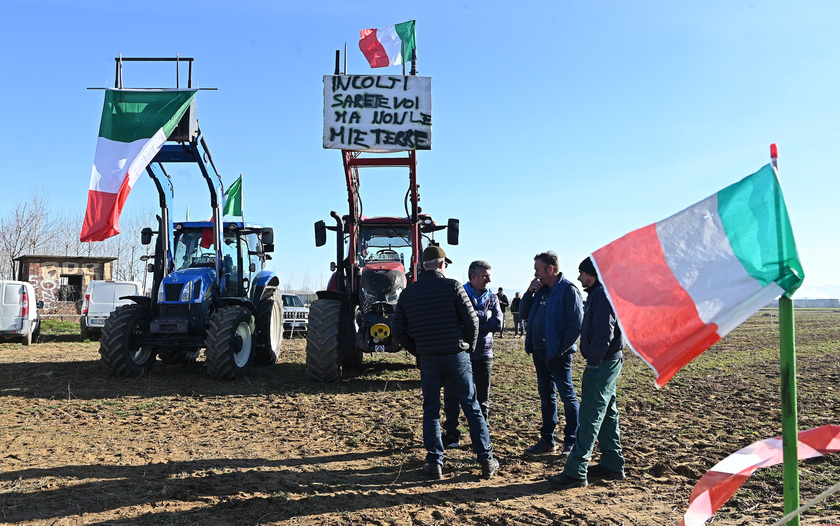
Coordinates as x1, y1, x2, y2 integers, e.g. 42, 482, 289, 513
1, 309, 839, 525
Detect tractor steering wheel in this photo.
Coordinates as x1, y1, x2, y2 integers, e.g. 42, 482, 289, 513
375, 249, 399, 258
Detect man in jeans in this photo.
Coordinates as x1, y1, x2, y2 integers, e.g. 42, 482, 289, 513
520, 251, 583, 457
496, 287, 510, 337
392, 246, 499, 480
549, 257, 626, 489
441, 260, 503, 448
511, 292, 523, 337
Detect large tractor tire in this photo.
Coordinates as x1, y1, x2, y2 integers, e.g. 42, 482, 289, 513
305, 299, 342, 382
99, 304, 156, 377
254, 290, 282, 366
205, 306, 254, 380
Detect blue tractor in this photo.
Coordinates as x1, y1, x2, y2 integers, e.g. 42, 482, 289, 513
98, 57, 282, 380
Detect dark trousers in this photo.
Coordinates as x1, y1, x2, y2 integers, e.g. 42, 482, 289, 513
442, 358, 493, 439
420, 352, 492, 465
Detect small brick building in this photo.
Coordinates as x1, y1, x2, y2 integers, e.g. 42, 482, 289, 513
14, 255, 117, 319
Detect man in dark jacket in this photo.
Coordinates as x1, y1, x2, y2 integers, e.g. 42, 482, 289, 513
511, 292, 523, 337
441, 260, 503, 448
520, 251, 583, 457
392, 246, 499, 480
496, 287, 510, 337
549, 257, 626, 489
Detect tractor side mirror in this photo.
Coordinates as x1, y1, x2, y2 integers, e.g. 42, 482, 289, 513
261, 227, 274, 246
447, 218, 460, 246
315, 220, 327, 247
37, 301, 44, 309
141, 228, 153, 245
263, 243, 274, 253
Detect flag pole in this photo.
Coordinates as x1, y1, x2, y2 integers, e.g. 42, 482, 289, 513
239, 173, 245, 226
772, 143, 800, 526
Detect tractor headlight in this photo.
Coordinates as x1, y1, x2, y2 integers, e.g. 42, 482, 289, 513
180, 282, 192, 302
158, 286, 165, 303
361, 289, 376, 311
386, 286, 403, 304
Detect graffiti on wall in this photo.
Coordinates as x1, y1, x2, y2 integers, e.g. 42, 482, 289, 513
28, 260, 102, 313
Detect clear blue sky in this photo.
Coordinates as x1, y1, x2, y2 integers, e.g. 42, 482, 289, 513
2, 0, 837, 298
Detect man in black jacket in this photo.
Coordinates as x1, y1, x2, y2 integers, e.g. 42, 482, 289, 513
392, 246, 499, 480
496, 287, 510, 337
548, 257, 626, 489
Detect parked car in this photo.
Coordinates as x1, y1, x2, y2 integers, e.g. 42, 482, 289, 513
0, 280, 41, 345
80, 280, 142, 341
282, 293, 309, 336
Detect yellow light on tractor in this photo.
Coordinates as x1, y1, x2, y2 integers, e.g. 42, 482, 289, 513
370, 323, 390, 340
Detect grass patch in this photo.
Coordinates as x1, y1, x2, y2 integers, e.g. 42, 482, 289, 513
40, 319, 79, 335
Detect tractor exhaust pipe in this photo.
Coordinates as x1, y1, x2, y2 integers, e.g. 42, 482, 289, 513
330, 211, 345, 293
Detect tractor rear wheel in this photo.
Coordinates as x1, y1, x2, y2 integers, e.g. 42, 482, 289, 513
205, 306, 254, 380
99, 304, 156, 377
305, 299, 342, 382
254, 290, 282, 366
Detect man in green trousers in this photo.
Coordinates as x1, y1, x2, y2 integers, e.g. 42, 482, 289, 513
548, 257, 626, 489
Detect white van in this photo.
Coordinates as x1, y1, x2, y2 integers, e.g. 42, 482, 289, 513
80, 280, 142, 340
0, 280, 41, 346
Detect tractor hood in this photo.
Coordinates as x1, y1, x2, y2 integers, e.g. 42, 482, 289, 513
158, 268, 217, 304
359, 264, 406, 313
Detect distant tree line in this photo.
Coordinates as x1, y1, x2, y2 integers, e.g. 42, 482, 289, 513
0, 191, 155, 285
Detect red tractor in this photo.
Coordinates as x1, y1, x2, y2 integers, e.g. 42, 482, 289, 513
305, 149, 459, 381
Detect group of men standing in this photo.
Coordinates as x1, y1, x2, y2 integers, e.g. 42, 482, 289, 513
392, 247, 627, 488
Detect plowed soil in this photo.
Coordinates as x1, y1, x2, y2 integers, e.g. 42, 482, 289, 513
1, 309, 839, 525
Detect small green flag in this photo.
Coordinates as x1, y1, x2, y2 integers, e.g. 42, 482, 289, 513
222, 175, 242, 216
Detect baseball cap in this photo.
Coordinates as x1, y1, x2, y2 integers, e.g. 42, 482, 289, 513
422, 245, 452, 264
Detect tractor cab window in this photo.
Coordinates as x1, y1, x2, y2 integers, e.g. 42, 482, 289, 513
174, 229, 217, 270
221, 232, 240, 297
358, 226, 414, 270
245, 232, 262, 271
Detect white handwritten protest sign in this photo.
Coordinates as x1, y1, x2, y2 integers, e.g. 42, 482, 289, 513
323, 75, 432, 152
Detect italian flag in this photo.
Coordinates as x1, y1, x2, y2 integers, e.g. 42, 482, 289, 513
592, 163, 804, 387
80, 89, 197, 242
359, 20, 416, 68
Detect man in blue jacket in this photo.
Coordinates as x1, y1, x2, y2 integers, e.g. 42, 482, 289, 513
520, 251, 583, 457
549, 257, 626, 489
441, 260, 503, 448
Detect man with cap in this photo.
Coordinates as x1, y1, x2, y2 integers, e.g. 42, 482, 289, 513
548, 257, 626, 489
392, 245, 499, 480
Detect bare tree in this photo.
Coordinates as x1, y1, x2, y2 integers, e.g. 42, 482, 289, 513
300, 270, 312, 293
0, 191, 57, 279
0, 196, 156, 285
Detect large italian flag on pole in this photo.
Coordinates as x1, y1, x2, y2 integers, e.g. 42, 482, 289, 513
80, 89, 197, 242
592, 163, 804, 387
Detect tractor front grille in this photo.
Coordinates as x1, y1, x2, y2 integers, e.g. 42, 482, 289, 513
164, 283, 184, 302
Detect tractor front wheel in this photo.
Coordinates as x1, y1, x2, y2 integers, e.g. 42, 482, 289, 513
205, 306, 254, 380
99, 304, 155, 377
305, 299, 342, 382
254, 290, 282, 366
